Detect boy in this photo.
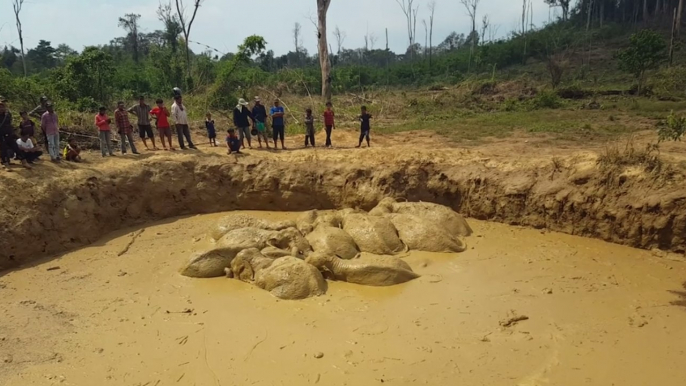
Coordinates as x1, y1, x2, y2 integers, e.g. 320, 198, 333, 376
205, 112, 217, 147
15, 133, 41, 168
356, 106, 372, 148
226, 128, 241, 154
95, 107, 115, 157
64, 137, 81, 162
270, 99, 287, 150
323, 102, 335, 147
304, 108, 315, 147
150, 99, 175, 151
128, 95, 157, 151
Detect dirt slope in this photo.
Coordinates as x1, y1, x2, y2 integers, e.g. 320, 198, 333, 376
1, 131, 685, 270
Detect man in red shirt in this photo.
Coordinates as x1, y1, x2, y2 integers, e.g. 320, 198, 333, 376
150, 99, 175, 151
323, 102, 336, 148
115, 101, 140, 155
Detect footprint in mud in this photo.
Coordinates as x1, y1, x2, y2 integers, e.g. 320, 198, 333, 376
352, 322, 389, 336
419, 274, 443, 284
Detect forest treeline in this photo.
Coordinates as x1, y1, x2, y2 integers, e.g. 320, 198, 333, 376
1, 0, 684, 112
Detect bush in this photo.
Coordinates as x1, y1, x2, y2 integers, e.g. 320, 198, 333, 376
531, 89, 562, 109
658, 110, 686, 142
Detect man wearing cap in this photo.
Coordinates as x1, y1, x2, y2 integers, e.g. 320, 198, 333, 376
252, 97, 270, 149
171, 95, 196, 149
41, 102, 61, 162
233, 98, 255, 149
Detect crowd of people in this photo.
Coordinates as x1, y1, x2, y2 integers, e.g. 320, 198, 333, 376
0, 93, 374, 171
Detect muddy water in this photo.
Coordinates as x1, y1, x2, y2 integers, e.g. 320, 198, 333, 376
1, 211, 685, 386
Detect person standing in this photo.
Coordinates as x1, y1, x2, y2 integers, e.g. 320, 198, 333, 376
95, 107, 115, 157
356, 106, 372, 148
115, 101, 140, 155
270, 99, 287, 150
171, 95, 196, 149
29, 96, 49, 151
233, 98, 254, 149
304, 108, 315, 147
128, 96, 157, 151
0, 101, 22, 170
205, 113, 217, 147
41, 102, 61, 162
151, 99, 174, 151
251, 97, 270, 149
323, 102, 336, 148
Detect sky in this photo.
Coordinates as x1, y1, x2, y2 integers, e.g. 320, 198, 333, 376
0, 0, 564, 56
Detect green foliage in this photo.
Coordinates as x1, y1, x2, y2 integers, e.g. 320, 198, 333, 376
616, 30, 667, 93
658, 110, 686, 142
54, 47, 115, 105
531, 89, 563, 109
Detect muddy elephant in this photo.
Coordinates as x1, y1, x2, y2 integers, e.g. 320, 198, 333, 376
386, 213, 467, 253
296, 210, 348, 235
370, 198, 472, 237
180, 227, 312, 278
306, 225, 360, 260
210, 214, 296, 241
227, 248, 280, 282
306, 252, 419, 287
341, 213, 407, 255
255, 256, 327, 300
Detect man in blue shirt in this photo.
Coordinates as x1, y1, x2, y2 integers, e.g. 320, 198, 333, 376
270, 99, 286, 150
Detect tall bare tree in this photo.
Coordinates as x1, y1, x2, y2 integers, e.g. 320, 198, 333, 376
174, 0, 203, 84
316, 0, 332, 102
422, 19, 428, 57
157, 2, 182, 53
428, 1, 436, 68
460, 0, 480, 71
678, 0, 685, 34
480, 15, 490, 46
395, 0, 419, 57
118, 14, 142, 63
293, 22, 302, 53
333, 26, 346, 54
12, 0, 26, 77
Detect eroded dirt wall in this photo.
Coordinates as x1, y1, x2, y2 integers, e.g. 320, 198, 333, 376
1, 157, 685, 270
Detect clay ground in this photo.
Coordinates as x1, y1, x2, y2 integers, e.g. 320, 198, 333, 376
1, 128, 686, 385
1, 211, 685, 386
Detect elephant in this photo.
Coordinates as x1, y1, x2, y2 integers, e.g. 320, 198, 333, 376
227, 248, 280, 282
369, 198, 472, 237
341, 212, 407, 255
255, 256, 327, 300
386, 213, 467, 253
209, 214, 296, 241
180, 227, 312, 278
306, 225, 360, 260
306, 252, 420, 287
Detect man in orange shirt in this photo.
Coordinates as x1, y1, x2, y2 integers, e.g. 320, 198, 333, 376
150, 99, 175, 151
95, 107, 115, 157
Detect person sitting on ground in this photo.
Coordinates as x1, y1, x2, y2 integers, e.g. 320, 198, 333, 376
356, 105, 372, 148
64, 137, 81, 162
15, 133, 42, 167
205, 112, 217, 147
150, 99, 174, 151
304, 108, 315, 147
226, 128, 242, 154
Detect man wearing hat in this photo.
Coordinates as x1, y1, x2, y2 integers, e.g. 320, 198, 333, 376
40, 102, 61, 162
233, 98, 255, 149
252, 97, 270, 149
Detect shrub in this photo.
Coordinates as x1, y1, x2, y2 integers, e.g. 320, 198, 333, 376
531, 89, 562, 109
658, 110, 686, 142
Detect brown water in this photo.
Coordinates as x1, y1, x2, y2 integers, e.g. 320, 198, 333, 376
1, 211, 685, 386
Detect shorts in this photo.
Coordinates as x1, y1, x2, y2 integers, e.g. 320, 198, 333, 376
272, 125, 285, 141
158, 127, 172, 137
256, 122, 266, 133
139, 124, 154, 139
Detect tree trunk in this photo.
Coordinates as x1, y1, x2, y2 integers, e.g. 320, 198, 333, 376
643, 0, 649, 22
12, 0, 27, 77
587, 0, 594, 31
678, 0, 685, 34
655, 0, 661, 17
670, 7, 678, 64
317, 0, 332, 102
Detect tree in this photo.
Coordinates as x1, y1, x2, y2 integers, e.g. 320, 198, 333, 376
56, 47, 115, 105
616, 29, 667, 95
54, 44, 78, 64
395, 0, 420, 59
12, 0, 26, 77
678, 0, 685, 35
317, 0, 333, 102
427, 1, 436, 68
157, 2, 183, 53
175, 0, 203, 88
333, 26, 346, 54
26, 40, 56, 72
293, 22, 303, 53
460, 0, 480, 71
118, 14, 142, 63
544, 0, 571, 21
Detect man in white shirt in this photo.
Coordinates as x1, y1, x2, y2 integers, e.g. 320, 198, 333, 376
16, 134, 43, 165
171, 95, 196, 150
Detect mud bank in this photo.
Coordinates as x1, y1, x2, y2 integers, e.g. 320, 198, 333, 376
1, 152, 685, 270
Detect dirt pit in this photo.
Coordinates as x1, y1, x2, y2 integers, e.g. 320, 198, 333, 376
1, 211, 685, 386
